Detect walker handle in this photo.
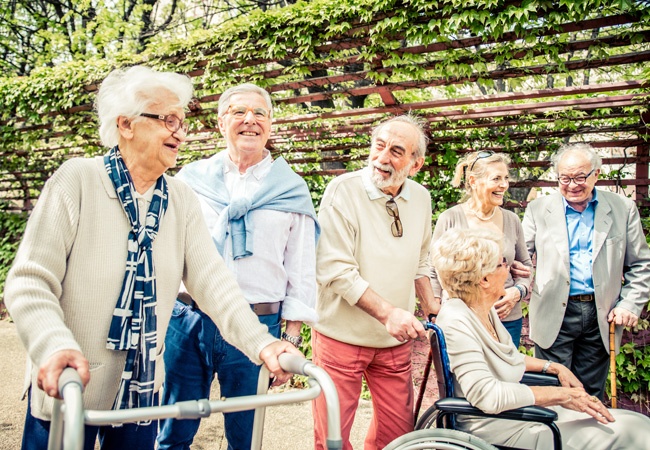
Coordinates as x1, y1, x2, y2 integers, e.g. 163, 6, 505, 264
278, 353, 311, 375
62, 367, 84, 450
58, 367, 84, 396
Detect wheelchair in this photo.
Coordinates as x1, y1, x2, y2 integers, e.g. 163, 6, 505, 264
386, 322, 562, 450
385, 428, 500, 450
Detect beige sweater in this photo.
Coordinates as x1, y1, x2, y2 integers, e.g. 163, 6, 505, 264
438, 298, 650, 449
314, 168, 432, 348
5, 156, 276, 420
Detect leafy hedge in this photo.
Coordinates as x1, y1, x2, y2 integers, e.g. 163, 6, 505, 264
1, 0, 648, 408
0, 205, 27, 315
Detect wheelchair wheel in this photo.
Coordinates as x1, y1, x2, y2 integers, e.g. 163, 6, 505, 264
415, 405, 441, 430
384, 429, 498, 450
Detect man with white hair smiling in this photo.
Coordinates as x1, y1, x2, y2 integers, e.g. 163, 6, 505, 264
312, 115, 440, 450
158, 83, 319, 450
522, 143, 650, 401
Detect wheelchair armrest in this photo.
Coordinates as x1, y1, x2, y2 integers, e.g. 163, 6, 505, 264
521, 372, 560, 387
435, 398, 558, 424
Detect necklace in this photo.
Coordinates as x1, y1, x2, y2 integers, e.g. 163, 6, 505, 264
469, 306, 498, 340
473, 207, 497, 221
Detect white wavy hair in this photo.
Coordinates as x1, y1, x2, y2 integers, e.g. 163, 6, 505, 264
96, 65, 194, 148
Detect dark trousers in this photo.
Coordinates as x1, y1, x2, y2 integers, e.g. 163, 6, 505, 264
22, 390, 158, 450
535, 299, 609, 399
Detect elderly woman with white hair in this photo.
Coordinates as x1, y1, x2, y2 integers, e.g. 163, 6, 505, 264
430, 227, 650, 450
4, 65, 298, 450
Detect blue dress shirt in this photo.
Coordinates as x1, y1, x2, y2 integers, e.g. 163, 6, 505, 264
564, 189, 598, 296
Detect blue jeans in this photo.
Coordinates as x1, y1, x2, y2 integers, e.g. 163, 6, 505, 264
502, 317, 522, 348
22, 390, 158, 450
157, 300, 281, 450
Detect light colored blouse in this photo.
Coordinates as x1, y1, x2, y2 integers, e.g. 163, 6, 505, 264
437, 297, 650, 450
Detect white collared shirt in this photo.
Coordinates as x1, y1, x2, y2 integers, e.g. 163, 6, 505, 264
195, 151, 318, 323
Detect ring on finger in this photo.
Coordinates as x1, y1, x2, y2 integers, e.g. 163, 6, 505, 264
590, 396, 599, 403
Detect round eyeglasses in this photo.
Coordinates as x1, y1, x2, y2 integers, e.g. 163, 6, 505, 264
558, 169, 594, 186
226, 105, 271, 121
140, 113, 189, 133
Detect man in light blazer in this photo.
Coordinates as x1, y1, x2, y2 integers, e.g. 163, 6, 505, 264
522, 143, 650, 400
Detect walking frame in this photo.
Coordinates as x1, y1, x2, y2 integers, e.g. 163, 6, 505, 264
47, 353, 343, 450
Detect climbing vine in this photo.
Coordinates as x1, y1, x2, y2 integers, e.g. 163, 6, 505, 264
0, 0, 649, 407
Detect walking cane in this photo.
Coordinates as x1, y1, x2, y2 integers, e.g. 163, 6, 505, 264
414, 347, 433, 426
609, 321, 617, 409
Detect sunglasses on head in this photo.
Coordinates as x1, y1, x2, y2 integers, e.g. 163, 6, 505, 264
469, 151, 495, 173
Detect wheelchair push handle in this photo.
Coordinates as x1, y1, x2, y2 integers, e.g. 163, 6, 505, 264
421, 317, 436, 330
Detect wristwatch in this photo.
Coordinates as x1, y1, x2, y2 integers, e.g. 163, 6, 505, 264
282, 332, 303, 348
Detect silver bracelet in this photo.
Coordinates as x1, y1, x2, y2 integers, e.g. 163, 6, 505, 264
542, 360, 553, 374
514, 284, 525, 302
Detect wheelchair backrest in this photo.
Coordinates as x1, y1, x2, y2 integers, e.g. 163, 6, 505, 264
430, 323, 455, 400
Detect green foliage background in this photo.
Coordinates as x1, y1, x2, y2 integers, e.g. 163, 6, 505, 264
1, 0, 649, 409
0, 205, 27, 312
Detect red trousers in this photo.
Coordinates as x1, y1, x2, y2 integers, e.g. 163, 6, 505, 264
312, 331, 414, 450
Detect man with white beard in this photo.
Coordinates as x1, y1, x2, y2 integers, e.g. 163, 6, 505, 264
311, 115, 440, 450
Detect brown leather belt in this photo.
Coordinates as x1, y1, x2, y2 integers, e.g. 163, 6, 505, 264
251, 302, 282, 315
177, 292, 281, 316
177, 292, 194, 307
569, 294, 595, 302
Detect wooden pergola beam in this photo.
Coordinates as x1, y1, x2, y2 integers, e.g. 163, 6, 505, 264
272, 50, 650, 105
189, 13, 642, 85
263, 30, 650, 98
272, 80, 648, 125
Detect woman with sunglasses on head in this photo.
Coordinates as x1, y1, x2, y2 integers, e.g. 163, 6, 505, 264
4, 66, 298, 450
430, 150, 532, 347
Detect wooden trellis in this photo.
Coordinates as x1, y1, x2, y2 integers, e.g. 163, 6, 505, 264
1, 2, 649, 211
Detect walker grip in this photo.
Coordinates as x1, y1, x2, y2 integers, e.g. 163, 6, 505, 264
58, 367, 84, 396
278, 353, 310, 376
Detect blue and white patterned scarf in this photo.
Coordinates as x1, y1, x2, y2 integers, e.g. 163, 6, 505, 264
104, 146, 168, 415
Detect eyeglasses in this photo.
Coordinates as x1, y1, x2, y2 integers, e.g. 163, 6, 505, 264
496, 256, 510, 270
226, 105, 271, 121
468, 151, 495, 173
140, 113, 189, 133
385, 198, 403, 238
558, 169, 595, 186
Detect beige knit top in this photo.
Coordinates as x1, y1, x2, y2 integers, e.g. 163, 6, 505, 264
5, 156, 276, 420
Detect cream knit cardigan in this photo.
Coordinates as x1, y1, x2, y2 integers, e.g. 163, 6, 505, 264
5, 156, 276, 420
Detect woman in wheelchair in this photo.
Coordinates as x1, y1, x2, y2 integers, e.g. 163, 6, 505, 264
430, 228, 650, 450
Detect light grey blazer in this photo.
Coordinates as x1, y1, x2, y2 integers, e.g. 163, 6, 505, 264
522, 190, 650, 351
